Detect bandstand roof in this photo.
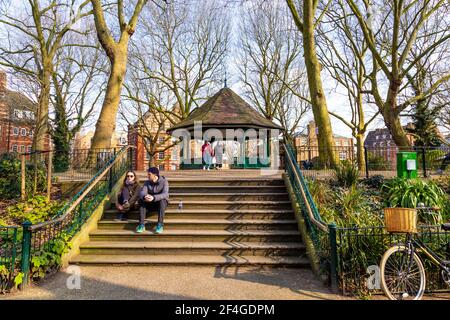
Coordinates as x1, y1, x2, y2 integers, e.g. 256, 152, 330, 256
166, 88, 284, 133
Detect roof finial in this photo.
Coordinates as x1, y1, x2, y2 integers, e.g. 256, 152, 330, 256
224, 69, 227, 88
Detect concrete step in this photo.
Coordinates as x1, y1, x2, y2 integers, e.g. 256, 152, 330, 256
88, 229, 302, 242
141, 178, 285, 187
168, 193, 290, 202
169, 185, 287, 193
110, 201, 292, 211
97, 219, 298, 231
102, 209, 295, 220
70, 254, 310, 267
79, 241, 306, 256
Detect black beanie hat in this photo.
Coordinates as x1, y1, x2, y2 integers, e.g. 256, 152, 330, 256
147, 167, 160, 177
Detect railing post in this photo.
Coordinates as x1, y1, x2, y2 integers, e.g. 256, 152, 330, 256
364, 147, 369, 179
421, 147, 427, 178
47, 150, 52, 201
21, 153, 26, 201
128, 147, 133, 171
109, 148, 116, 192
20, 221, 32, 288
328, 223, 339, 293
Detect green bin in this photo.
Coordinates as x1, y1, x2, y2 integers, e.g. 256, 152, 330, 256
397, 151, 417, 178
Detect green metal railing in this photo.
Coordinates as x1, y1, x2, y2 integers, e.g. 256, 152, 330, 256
284, 142, 450, 296
0, 226, 21, 292
1, 146, 131, 290
283, 143, 339, 290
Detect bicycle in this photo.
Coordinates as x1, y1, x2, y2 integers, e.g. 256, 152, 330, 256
380, 207, 450, 300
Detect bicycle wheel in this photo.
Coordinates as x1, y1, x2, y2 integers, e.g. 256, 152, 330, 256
380, 245, 426, 300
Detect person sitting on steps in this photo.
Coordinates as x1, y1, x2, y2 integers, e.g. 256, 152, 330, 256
115, 171, 141, 221
136, 167, 169, 234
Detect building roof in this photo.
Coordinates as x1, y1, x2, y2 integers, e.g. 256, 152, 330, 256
0, 90, 35, 111
167, 88, 284, 133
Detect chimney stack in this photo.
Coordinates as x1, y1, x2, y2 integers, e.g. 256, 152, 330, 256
0, 71, 6, 94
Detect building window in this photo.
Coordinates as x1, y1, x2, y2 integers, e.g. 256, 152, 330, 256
339, 152, 347, 160
27, 146, 32, 153
14, 109, 23, 119
29, 129, 33, 137
12, 145, 18, 152
146, 151, 151, 160
375, 136, 379, 140
20, 145, 25, 153
158, 137, 165, 144
158, 152, 165, 160
159, 164, 165, 171
21, 128, 27, 136
12, 127, 19, 135
171, 150, 179, 161
336, 141, 341, 146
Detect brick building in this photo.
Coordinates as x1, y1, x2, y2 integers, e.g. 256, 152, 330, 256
0, 71, 37, 154
364, 124, 416, 168
294, 121, 354, 164
128, 108, 181, 172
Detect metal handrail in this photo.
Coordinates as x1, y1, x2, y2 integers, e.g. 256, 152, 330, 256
283, 143, 329, 233
28, 145, 131, 231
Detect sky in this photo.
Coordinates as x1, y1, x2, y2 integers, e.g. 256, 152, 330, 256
2, 0, 446, 140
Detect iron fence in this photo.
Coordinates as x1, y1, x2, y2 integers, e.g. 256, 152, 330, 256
336, 225, 450, 296
0, 145, 131, 290
285, 142, 450, 296
296, 145, 450, 178
0, 148, 126, 200
0, 226, 21, 292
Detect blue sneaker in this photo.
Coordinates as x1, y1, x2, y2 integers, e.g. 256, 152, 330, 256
136, 224, 145, 233
154, 224, 164, 234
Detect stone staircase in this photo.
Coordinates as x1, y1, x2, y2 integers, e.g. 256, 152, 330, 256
70, 171, 310, 267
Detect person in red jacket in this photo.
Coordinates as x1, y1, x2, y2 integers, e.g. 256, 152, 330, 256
201, 140, 214, 170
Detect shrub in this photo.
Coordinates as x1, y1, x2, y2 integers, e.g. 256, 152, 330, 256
363, 175, 385, 189
31, 233, 71, 280
5, 196, 64, 225
0, 153, 47, 199
332, 161, 359, 188
307, 178, 333, 206
367, 154, 391, 170
382, 178, 446, 209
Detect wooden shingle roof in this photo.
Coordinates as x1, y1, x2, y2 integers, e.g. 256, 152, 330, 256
167, 88, 283, 132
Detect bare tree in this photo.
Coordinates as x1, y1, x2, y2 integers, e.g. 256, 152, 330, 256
346, 0, 450, 147
50, 40, 106, 171
317, 0, 379, 169
128, 0, 230, 122
89, 0, 149, 151
239, 1, 310, 142
0, 0, 92, 151
285, 0, 339, 167
121, 61, 180, 168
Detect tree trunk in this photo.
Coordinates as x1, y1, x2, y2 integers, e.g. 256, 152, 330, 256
355, 133, 365, 171
382, 80, 411, 147
90, 47, 128, 150
35, 70, 51, 151
303, 0, 338, 168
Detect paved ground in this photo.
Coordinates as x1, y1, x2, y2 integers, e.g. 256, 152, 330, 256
3, 266, 351, 300
2, 266, 449, 300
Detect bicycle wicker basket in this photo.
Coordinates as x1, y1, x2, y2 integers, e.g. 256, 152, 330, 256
384, 208, 417, 233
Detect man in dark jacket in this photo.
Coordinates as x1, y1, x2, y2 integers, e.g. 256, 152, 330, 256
136, 167, 169, 234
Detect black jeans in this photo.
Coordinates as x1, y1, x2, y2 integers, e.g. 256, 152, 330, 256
139, 199, 167, 225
